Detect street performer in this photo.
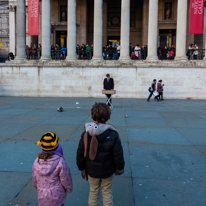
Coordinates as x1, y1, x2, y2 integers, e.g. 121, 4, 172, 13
103, 74, 114, 106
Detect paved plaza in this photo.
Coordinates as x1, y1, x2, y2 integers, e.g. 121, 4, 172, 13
0, 97, 206, 206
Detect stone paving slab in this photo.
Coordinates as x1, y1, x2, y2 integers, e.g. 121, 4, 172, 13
133, 178, 206, 206
128, 128, 192, 145
129, 144, 206, 182
0, 171, 32, 206
1, 97, 206, 206
8, 124, 80, 142
0, 142, 39, 172
0, 114, 19, 122
177, 128, 206, 146
158, 111, 206, 128
0, 123, 36, 143
1, 114, 52, 124
0, 108, 33, 115
126, 117, 169, 128
40, 115, 89, 125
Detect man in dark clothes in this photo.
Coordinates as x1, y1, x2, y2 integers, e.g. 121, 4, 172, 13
103, 74, 114, 106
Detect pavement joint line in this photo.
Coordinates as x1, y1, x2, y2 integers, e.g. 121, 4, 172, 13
175, 127, 206, 158
7, 177, 32, 206
0, 111, 57, 144
132, 177, 206, 183
126, 127, 136, 205
64, 115, 90, 142
0, 171, 32, 174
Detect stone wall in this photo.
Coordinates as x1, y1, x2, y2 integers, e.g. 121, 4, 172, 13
0, 63, 206, 99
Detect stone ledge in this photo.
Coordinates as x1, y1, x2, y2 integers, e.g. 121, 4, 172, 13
1, 59, 206, 68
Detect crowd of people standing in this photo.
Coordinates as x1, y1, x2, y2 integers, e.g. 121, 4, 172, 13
187, 44, 199, 60
8, 42, 200, 61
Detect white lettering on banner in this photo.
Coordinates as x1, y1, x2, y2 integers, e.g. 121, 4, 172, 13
192, 0, 203, 15
30, 0, 38, 18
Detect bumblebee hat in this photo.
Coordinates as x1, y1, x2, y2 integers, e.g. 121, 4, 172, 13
37, 132, 64, 158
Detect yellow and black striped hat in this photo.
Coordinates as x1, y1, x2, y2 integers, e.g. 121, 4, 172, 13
37, 132, 59, 151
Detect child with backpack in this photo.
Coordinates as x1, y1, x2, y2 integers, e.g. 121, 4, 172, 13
77, 102, 125, 206
32, 132, 73, 206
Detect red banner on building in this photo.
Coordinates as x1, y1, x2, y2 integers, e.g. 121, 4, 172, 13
28, 0, 39, 35
189, 0, 204, 34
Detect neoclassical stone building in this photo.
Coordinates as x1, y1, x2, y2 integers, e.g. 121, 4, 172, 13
8, 0, 206, 59
1, 0, 206, 99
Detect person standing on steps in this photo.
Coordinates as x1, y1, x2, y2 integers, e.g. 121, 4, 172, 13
147, 79, 159, 102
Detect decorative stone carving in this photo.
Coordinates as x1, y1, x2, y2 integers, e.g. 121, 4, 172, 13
60, 5, 67, 22
107, 13, 121, 27
165, 3, 172, 20
9, 5, 16, 12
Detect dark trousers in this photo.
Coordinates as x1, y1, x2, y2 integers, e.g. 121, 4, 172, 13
147, 91, 159, 101
106, 94, 112, 106
159, 92, 163, 100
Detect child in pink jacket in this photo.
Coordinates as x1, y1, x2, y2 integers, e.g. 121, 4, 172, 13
32, 132, 73, 206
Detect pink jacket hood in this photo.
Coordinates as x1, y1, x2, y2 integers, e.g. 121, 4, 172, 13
35, 155, 60, 176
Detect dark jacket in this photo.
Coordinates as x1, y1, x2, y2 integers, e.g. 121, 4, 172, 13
151, 82, 156, 92
104, 78, 114, 90
76, 129, 124, 179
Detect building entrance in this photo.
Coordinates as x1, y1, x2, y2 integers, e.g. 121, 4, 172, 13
158, 29, 176, 48
108, 36, 120, 47
56, 31, 67, 47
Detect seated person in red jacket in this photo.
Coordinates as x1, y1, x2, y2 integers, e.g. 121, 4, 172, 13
76, 102, 124, 206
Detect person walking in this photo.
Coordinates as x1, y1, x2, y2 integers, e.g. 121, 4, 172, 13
32, 132, 73, 206
76, 102, 125, 206
157, 80, 164, 101
147, 79, 159, 102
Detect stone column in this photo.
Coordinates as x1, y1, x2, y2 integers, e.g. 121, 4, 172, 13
142, 0, 149, 46
92, 0, 103, 60
147, 0, 158, 61
175, 0, 188, 61
66, 0, 77, 60
15, 0, 26, 60
103, 0, 107, 46
120, 0, 130, 60
80, 0, 87, 45
9, 5, 16, 55
204, 7, 206, 60
41, 0, 51, 60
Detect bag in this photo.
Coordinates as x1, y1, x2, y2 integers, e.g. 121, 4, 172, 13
148, 87, 151, 92
153, 91, 159, 96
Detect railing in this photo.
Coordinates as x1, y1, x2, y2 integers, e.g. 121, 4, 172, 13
23, 48, 205, 61
77, 49, 92, 60
51, 50, 67, 60
131, 51, 147, 60
26, 49, 41, 60
186, 49, 205, 60
157, 48, 176, 60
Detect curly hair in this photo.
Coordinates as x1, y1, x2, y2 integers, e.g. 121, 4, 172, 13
37, 152, 54, 163
91, 102, 111, 124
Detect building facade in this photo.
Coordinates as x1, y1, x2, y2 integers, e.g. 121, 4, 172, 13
0, 1, 9, 62
6, 0, 206, 61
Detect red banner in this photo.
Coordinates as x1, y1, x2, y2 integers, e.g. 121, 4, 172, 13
28, 0, 39, 35
189, 0, 204, 34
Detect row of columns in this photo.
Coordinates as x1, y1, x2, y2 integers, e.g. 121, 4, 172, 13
15, 0, 188, 61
